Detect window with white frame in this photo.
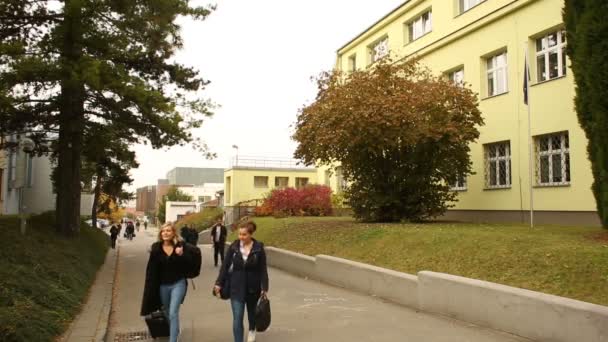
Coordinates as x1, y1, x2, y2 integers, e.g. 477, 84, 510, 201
369, 37, 389, 64
451, 175, 467, 191
348, 54, 357, 72
408, 11, 432, 42
254, 176, 268, 188
275, 176, 289, 188
448, 68, 465, 86
295, 177, 309, 188
486, 51, 508, 96
535, 132, 570, 186
536, 30, 567, 82
8, 150, 16, 188
484, 141, 511, 188
460, 0, 485, 13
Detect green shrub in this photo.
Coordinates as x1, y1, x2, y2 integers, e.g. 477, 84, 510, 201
0, 213, 108, 341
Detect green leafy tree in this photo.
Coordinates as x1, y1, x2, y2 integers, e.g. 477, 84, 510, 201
564, 0, 608, 228
294, 59, 483, 222
0, 0, 214, 236
157, 185, 193, 224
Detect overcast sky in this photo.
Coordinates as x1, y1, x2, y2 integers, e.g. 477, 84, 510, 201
129, 0, 404, 191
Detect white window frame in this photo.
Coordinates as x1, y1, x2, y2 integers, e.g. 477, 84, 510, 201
460, 0, 485, 13
274, 176, 289, 188
254, 176, 269, 188
484, 141, 512, 189
486, 52, 508, 97
535, 30, 567, 82
449, 68, 465, 86
535, 132, 570, 186
369, 37, 389, 64
295, 177, 309, 188
408, 11, 432, 42
348, 54, 357, 72
451, 176, 467, 191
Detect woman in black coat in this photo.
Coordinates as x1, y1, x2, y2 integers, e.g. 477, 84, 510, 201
141, 223, 197, 342
215, 221, 269, 342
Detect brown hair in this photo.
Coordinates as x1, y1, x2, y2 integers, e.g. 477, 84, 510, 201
240, 221, 256, 234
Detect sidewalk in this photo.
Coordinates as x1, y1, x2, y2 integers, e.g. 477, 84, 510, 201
106, 227, 530, 342
60, 230, 119, 342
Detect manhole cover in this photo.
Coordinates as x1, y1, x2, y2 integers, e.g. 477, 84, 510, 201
114, 331, 153, 341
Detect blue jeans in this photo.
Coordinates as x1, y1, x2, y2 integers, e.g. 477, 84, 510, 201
230, 294, 259, 342
160, 278, 187, 342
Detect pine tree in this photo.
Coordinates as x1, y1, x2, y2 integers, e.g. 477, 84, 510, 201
0, 1, 214, 235
564, 0, 608, 228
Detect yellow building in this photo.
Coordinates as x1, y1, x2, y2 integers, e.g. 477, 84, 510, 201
224, 157, 318, 207
334, 0, 598, 225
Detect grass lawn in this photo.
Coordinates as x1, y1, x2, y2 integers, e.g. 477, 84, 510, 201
176, 208, 223, 232
245, 217, 608, 306
0, 213, 109, 342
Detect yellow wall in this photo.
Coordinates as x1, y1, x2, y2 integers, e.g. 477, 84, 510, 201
224, 167, 318, 206
336, 0, 595, 212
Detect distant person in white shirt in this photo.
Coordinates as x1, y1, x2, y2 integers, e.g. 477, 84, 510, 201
211, 218, 228, 267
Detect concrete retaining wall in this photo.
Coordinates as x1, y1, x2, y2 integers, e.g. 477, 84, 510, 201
265, 247, 316, 279
265, 247, 608, 342
315, 255, 418, 309
197, 229, 211, 245
418, 271, 608, 342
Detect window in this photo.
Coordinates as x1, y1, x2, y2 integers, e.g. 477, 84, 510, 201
408, 11, 432, 42
275, 177, 289, 188
336, 167, 348, 193
460, 0, 485, 13
448, 68, 465, 86
369, 37, 389, 64
348, 54, 357, 72
484, 141, 511, 189
451, 176, 467, 191
198, 196, 212, 203
536, 30, 567, 82
486, 52, 508, 96
535, 132, 570, 186
295, 177, 309, 188
254, 176, 268, 188
26, 155, 33, 187
324, 170, 331, 186
8, 151, 16, 188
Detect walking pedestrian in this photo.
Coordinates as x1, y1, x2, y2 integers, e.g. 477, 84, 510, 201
210, 218, 227, 267
136, 220, 141, 232
126, 221, 135, 240
141, 223, 199, 342
214, 221, 269, 342
109, 224, 120, 249
144, 221, 148, 230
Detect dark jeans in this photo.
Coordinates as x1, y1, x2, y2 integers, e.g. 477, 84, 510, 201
230, 293, 259, 342
213, 242, 225, 266
110, 237, 117, 249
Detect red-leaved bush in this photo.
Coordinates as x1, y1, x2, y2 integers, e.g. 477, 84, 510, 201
256, 185, 333, 217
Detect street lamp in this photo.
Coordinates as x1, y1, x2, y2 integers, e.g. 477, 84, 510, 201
232, 145, 239, 166
17, 137, 35, 235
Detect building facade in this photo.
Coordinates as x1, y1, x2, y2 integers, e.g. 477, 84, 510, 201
335, 0, 598, 225
166, 167, 224, 186
224, 165, 318, 207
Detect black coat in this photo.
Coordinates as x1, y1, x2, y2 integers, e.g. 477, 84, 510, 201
140, 241, 196, 316
210, 224, 227, 244
215, 239, 269, 301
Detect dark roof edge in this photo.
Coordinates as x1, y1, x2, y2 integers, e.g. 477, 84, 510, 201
337, 0, 411, 54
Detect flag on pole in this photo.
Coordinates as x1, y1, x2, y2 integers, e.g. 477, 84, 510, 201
523, 52, 530, 105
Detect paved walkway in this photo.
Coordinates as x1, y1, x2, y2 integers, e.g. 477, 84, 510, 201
105, 226, 530, 342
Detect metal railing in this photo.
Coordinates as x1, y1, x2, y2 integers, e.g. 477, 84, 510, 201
230, 156, 308, 169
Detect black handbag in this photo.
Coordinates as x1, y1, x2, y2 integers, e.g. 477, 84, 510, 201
255, 295, 271, 332
144, 311, 169, 338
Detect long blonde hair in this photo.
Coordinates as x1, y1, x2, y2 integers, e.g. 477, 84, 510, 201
157, 222, 183, 245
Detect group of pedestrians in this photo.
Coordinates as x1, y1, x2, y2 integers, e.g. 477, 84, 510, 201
140, 218, 269, 342
108, 219, 146, 248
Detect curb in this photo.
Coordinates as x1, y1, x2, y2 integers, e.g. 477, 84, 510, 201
99, 246, 119, 342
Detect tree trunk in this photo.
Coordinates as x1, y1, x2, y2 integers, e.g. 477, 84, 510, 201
91, 172, 103, 229
55, 0, 85, 236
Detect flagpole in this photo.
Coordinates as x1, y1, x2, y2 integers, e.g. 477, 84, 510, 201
525, 45, 534, 228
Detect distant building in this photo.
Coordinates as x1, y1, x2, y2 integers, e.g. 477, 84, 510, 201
165, 201, 198, 223
136, 185, 156, 219
166, 167, 224, 186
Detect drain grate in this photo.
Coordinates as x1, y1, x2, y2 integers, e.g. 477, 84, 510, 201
114, 331, 153, 341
